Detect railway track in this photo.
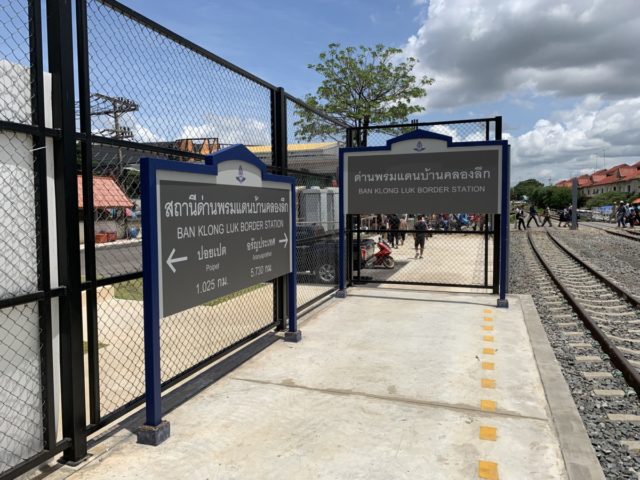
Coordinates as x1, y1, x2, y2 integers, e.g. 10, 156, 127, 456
520, 230, 640, 471
528, 230, 640, 392
580, 222, 640, 242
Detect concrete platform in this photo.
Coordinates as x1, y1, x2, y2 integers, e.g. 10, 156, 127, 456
51, 288, 602, 480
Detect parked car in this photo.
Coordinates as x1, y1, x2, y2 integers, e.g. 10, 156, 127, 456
296, 224, 375, 284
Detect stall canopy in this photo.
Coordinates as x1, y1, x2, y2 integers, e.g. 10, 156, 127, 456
77, 175, 133, 209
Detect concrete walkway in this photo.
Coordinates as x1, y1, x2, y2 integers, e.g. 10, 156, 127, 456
53, 288, 601, 480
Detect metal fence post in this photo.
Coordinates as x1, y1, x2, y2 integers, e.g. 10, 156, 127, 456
271, 87, 287, 325
492, 116, 503, 295
46, 0, 87, 463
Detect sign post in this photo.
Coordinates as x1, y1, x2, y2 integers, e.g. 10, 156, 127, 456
137, 145, 297, 445
338, 129, 510, 306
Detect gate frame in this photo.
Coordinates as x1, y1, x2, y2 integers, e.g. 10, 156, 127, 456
337, 127, 510, 307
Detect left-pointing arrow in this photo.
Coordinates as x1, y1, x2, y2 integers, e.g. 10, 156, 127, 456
166, 248, 188, 273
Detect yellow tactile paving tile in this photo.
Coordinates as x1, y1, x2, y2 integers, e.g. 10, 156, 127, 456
483, 309, 493, 314
483, 335, 494, 342
478, 460, 499, 479
481, 362, 494, 370
482, 325, 493, 331
483, 348, 495, 355
480, 399, 497, 411
481, 378, 496, 389
479, 426, 497, 441
484, 317, 493, 322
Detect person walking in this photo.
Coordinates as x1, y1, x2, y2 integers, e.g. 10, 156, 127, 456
628, 206, 637, 228
558, 207, 568, 227
616, 201, 626, 228
515, 207, 526, 230
388, 213, 400, 248
540, 206, 552, 227
527, 204, 540, 227
398, 215, 408, 246
414, 214, 428, 259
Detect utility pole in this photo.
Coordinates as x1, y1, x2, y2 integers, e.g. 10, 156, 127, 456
89, 93, 139, 179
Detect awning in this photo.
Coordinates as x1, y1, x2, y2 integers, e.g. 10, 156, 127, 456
77, 176, 134, 209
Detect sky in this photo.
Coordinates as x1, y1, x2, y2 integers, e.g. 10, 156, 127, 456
119, 0, 638, 185
4, 0, 638, 184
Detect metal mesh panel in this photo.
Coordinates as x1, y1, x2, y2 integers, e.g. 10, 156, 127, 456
285, 99, 342, 307
0, 0, 32, 124
0, 302, 43, 475
286, 98, 344, 176
358, 121, 491, 147
85, 0, 272, 161
160, 283, 275, 381
352, 215, 493, 287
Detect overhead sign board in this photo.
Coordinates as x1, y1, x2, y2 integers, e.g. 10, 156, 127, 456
342, 131, 502, 215
158, 180, 291, 317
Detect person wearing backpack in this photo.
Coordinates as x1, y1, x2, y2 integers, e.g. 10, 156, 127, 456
616, 201, 627, 228
558, 208, 567, 227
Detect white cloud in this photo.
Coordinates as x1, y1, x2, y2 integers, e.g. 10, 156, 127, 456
510, 96, 640, 182
179, 115, 271, 145
404, 0, 640, 110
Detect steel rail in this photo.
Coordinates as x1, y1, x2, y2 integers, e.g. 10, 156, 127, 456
580, 222, 640, 242
527, 231, 640, 396
546, 231, 640, 307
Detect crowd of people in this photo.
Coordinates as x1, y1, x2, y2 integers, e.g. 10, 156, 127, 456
514, 204, 559, 230
514, 201, 640, 230
615, 201, 639, 228
367, 213, 485, 259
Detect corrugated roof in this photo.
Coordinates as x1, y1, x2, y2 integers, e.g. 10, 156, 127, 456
78, 176, 133, 209
248, 142, 338, 154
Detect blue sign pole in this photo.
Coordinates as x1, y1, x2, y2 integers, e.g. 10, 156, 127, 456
138, 158, 170, 445
497, 144, 510, 308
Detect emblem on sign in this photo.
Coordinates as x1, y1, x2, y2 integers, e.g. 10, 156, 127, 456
236, 165, 246, 183
414, 141, 425, 152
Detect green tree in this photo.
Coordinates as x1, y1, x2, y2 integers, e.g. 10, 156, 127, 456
294, 43, 434, 146
512, 179, 544, 201
585, 191, 632, 208
529, 186, 572, 209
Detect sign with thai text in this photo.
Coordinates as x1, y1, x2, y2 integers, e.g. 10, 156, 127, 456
344, 149, 500, 214
157, 180, 291, 317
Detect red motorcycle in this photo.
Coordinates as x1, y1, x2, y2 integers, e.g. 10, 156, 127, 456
360, 238, 395, 269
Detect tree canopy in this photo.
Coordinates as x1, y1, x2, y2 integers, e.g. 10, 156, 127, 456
585, 191, 634, 208
294, 43, 434, 146
529, 186, 574, 209
511, 179, 544, 201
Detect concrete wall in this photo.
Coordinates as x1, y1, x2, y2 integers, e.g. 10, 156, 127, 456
0, 61, 58, 470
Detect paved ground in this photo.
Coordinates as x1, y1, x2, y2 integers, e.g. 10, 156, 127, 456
358, 233, 493, 286
51, 288, 601, 480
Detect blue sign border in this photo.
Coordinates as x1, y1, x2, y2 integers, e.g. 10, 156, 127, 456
337, 129, 510, 305
140, 144, 297, 430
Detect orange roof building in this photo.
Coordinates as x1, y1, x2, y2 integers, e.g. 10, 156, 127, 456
77, 176, 133, 209
556, 163, 640, 197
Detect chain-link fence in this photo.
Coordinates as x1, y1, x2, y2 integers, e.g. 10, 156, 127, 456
0, 0, 57, 476
349, 119, 498, 147
345, 120, 501, 290
3, 0, 345, 474
77, 0, 347, 429
285, 96, 344, 308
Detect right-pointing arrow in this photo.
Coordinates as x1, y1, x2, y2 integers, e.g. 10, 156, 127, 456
166, 248, 188, 273
278, 233, 288, 248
